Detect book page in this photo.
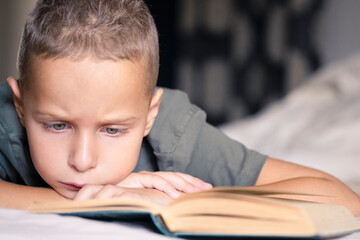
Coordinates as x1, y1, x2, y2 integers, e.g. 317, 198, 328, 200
28, 196, 162, 214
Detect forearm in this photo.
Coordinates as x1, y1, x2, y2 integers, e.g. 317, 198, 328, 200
255, 158, 360, 216
253, 176, 360, 217
0, 181, 67, 210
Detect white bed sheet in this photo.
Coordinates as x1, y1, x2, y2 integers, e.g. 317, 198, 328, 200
221, 55, 360, 195
0, 208, 172, 240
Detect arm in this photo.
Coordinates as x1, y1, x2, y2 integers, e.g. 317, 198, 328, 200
0, 181, 172, 209
254, 158, 360, 216
0, 171, 212, 210
0, 181, 67, 209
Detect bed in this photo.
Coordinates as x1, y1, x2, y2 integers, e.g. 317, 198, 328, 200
1, 56, 360, 239
220, 54, 360, 196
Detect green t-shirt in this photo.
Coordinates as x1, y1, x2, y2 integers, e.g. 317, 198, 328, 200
0, 82, 266, 187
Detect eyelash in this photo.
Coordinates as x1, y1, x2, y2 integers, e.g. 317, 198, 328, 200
100, 127, 127, 136
43, 123, 69, 131
43, 123, 127, 136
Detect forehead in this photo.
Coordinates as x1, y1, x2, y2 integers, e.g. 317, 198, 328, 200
28, 56, 148, 91
24, 57, 150, 119
27, 56, 149, 95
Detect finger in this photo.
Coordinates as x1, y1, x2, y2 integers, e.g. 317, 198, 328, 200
174, 172, 213, 190
117, 172, 180, 197
149, 171, 212, 193
117, 173, 145, 188
153, 172, 200, 193
74, 185, 103, 201
120, 188, 173, 205
118, 171, 210, 197
126, 171, 180, 198
93, 185, 126, 199
134, 173, 181, 198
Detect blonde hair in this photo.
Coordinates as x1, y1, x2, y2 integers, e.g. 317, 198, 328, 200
18, 0, 159, 96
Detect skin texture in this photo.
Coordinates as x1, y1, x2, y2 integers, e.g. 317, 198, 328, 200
3, 57, 360, 216
18, 57, 156, 200
256, 158, 360, 216
7, 57, 211, 203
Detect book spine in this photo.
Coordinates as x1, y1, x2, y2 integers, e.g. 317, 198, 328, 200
150, 214, 174, 237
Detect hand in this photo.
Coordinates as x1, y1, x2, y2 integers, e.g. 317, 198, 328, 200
117, 171, 213, 198
74, 185, 172, 205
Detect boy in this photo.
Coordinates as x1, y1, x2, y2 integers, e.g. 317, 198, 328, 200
0, 0, 359, 216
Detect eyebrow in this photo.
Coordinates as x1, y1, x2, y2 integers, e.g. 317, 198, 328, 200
99, 116, 139, 125
33, 112, 139, 125
33, 111, 68, 120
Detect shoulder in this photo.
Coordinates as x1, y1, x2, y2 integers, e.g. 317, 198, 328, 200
159, 88, 206, 125
147, 88, 267, 186
148, 88, 206, 153
0, 83, 29, 183
160, 88, 197, 113
0, 82, 25, 138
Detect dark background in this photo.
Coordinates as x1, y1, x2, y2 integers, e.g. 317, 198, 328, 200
2, 0, 360, 125
145, 0, 323, 125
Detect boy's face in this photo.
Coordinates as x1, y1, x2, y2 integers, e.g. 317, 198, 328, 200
9, 57, 162, 199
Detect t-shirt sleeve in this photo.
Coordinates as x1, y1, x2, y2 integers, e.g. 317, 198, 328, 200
147, 89, 267, 186
0, 114, 38, 185
0, 82, 46, 186
0, 121, 21, 182
0, 153, 8, 181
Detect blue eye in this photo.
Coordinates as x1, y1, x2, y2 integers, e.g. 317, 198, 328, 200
105, 128, 121, 135
45, 123, 68, 131
53, 123, 67, 130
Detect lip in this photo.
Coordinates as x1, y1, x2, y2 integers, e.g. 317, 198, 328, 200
61, 182, 85, 191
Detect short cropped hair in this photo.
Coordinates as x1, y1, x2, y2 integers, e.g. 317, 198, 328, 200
18, 0, 159, 96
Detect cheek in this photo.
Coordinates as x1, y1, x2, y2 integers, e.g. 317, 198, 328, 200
25, 123, 68, 181
98, 132, 144, 183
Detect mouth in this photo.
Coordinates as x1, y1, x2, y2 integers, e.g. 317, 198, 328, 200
61, 182, 85, 191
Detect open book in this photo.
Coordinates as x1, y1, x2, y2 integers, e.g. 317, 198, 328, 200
28, 187, 360, 239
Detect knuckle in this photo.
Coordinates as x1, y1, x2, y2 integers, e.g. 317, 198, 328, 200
103, 184, 116, 190
162, 181, 174, 190
154, 179, 169, 190
79, 185, 92, 191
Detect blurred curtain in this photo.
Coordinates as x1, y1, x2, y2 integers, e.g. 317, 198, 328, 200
174, 0, 323, 125
0, 0, 37, 83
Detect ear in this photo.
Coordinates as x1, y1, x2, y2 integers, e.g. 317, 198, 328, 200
143, 88, 163, 136
7, 77, 26, 127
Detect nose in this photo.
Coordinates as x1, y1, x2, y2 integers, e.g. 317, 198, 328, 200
68, 131, 97, 172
